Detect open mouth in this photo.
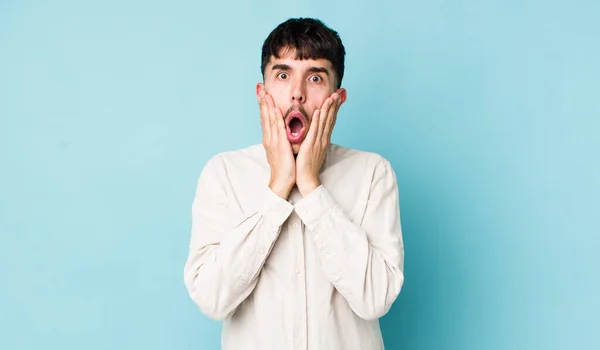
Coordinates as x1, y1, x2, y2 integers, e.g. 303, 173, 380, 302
285, 111, 307, 143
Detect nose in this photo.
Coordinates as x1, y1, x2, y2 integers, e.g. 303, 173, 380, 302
291, 80, 305, 103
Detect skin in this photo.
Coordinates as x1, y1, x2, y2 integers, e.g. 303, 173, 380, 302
256, 48, 347, 199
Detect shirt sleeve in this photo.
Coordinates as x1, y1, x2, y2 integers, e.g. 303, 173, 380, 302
294, 158, 404, 320
183, 155, 294, 320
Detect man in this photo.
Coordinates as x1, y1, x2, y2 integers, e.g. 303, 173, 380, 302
184, 18, 404, 350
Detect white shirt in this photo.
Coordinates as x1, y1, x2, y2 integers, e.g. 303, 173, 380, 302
184, 143, 404, 350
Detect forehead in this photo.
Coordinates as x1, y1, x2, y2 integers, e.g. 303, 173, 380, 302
266, 49, 333, 73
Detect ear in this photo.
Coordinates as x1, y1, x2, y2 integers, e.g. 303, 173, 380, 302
256, 83, 265, 99
336, 88, 347, 105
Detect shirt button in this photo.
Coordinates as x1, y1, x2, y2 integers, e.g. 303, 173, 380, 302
293, 222, 298, 228
295, 268, 300, 274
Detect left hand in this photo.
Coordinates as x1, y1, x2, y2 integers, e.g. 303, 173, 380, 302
296, 92, 342, 196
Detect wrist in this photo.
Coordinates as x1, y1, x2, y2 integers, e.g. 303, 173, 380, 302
269, 177, 294, 199
297, 177, 320, 197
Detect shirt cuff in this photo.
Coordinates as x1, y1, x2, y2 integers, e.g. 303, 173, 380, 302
260, 186, 295, 229
294, 185, 336, 230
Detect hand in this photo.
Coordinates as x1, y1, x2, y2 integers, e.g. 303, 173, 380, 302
258, 91, 296, 199
296, 92, 342, 196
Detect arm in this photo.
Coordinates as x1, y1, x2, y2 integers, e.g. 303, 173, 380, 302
183, 155, 294, 320
295, 159, 404, 320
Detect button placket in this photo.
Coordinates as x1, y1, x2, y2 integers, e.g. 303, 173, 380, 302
295, 222, 307, 350
289, 189, 307, 350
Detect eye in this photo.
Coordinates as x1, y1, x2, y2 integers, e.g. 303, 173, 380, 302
310, 75, 323, 83
277, 72, 289, 80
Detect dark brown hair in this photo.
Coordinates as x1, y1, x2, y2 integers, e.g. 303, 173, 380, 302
261, 18, 346, 89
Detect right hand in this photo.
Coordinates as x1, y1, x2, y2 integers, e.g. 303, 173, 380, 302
258, 91, 295, 199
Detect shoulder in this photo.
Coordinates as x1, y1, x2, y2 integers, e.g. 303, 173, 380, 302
199, 143, 266, 177
326, 144, 398, 187
327, 143, 393, 170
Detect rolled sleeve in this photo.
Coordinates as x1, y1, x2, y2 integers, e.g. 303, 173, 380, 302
259, 186, 295, 231
294, 185, 336, 230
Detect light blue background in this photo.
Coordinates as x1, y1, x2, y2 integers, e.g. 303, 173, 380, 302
1, 1, 598, 349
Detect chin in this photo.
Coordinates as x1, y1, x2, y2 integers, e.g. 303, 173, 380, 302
292, 143, 301, 155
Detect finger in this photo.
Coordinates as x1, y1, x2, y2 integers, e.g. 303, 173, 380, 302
257, 90, 267, 111
267, 95, 290, 152
259, 94, 273, 143
265, 94, 278, 127
274, 104, 287, 144
304, 108, 320, 147
326, 95, 340, 140
325, 93, 340, 133
263, 94, 280, 147
317, 97, 333, 142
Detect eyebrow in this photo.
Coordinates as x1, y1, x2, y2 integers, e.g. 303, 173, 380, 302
271, 64, 330, 76
307, 67, 330, 76
272, 64, 291, 71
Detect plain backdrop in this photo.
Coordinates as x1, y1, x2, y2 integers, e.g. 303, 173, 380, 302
1, 0, 598, 349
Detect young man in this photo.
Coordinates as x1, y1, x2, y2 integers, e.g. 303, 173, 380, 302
184, 18, 404, 350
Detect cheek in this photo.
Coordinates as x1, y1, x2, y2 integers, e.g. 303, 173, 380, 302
269, 92, 288, 111
308, 88, 329, 101
266, 83, 285, 100
307, 101, 323, 118
307, 89, 331, 110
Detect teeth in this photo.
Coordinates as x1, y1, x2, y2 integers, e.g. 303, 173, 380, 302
292, 132, 298, 137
